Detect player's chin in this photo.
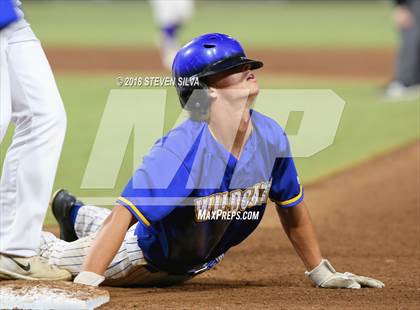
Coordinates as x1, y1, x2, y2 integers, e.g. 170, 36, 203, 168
248, 88, 259, 104
248, 84, 260, 97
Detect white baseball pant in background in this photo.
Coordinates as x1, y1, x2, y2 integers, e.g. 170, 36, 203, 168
0, 21, 67, 257
149, 0, 194, 28
148, 0, 195, 70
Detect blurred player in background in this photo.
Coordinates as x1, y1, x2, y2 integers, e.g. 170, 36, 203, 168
149, 0, 194, 70
0, 0, 70, 281
384, 0, 420, 100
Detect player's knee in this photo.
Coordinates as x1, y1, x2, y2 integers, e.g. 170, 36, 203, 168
43, 100, 67, 138
16, 96, 67, 139
52, 103, 67, 134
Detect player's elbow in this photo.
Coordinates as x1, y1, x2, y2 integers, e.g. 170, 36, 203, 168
104, 205, 136, 229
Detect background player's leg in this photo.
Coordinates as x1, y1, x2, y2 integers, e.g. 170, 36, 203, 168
39, 225, 146, 281
410, 0, 420, 85
149, 0, 194, 69
74, 205, 111, 238
394, 0, 420, 86
0, 25, 66, 256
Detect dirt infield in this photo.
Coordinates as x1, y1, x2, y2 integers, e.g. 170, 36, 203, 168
99, 141, 418, 309
45, 46, 395, 79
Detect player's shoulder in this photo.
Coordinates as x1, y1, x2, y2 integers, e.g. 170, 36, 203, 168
152, 118, 205, 160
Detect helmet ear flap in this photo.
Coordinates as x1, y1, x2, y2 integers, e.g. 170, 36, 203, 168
182, 82, 211, 115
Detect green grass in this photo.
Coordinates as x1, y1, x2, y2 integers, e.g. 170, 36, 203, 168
1, 74, 418, 225
288, 81, 420, 181
23, 0, 397, 48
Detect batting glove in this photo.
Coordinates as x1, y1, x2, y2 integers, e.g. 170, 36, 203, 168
305, 259, 385, 289
74, 271, 105, 287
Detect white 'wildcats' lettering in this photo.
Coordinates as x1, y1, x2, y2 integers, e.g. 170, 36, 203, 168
194, 180, 272, 222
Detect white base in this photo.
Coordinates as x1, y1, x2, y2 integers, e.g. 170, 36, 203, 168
0, 281, 110, 310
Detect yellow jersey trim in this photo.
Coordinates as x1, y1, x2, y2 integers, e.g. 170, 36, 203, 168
278, 185, 303, 206
118, 196, 151, 227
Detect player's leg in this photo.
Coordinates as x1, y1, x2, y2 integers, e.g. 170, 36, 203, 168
49, 192, 193, 286
49, 193, 194, 286
0, 24, 70, 281
51, 189, 113, 240
74, 205, 111, 238
39, 228, 192, 286
50, 191, 153, 283
0, 28, 14, 249
395, 2, 419, 86
39, 225, 147, 281
0, 25, 66, 257
0, 30, 12, 142
387, 0, 420, 99
411, 0, 420, 85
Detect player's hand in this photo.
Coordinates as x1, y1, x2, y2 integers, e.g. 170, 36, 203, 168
394, 5, 414, 29
74, 271, 105, 286
305, 259, 385, 289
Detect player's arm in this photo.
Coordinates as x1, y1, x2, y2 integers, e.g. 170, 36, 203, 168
74, 205, 136, 286
272, 132, 384, 289
276, 201, 322, 271
276, 201, 384, 289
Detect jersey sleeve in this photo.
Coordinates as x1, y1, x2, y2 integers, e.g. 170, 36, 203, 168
269, 133, 304, 208
0, 0, 18, 30
117, 146, 193, 226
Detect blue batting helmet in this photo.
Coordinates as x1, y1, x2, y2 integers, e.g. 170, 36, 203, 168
172, 33, 263, 112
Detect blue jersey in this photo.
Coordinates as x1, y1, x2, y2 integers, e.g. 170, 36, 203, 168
117, 110, 303, 274
0, 0, 18, 30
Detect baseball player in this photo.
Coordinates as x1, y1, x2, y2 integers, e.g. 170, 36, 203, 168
383, 0, 420, 100
149, 0, 194, 70
39, 33, 384, 289
0, 0, 70, 280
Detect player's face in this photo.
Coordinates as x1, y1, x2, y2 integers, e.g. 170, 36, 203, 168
206, 64, 260, 104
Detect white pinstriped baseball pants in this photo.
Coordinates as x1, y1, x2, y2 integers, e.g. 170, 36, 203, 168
39, 205, 148, 286
39, 205, 192, 286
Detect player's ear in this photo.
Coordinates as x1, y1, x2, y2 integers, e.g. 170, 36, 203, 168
207, 86, 217, 100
